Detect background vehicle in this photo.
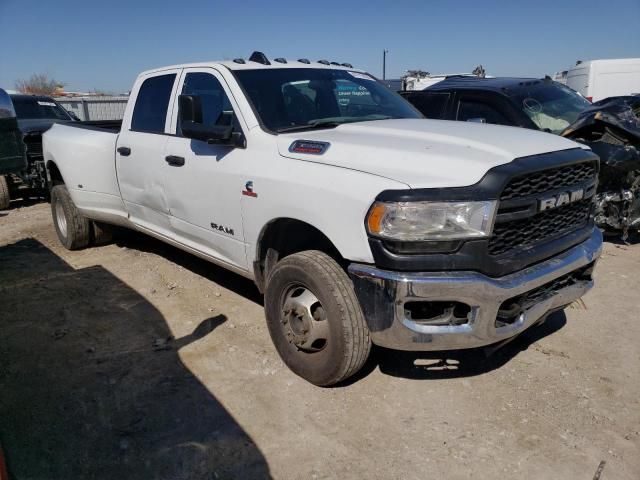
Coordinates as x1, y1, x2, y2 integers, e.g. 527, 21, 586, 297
42, 53, 601, 385
566, 58, 640, 102
402, 77, 640, 238
401, 65, 487, 91
0, 92, 77, 206
0, 88, 25, 208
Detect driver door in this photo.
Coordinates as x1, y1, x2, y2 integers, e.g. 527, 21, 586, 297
163, 68, 250, 271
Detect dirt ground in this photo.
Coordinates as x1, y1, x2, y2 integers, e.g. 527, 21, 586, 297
0, 201, 638, 480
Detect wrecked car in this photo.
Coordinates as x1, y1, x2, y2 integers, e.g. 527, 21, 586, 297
0, 88, 26, 209
0, 91, 77, 207
564, 96, 640, 237
401, 77, 640, 238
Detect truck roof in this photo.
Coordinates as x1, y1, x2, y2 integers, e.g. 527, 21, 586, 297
140, 52, 364, 77
572, 58, 640, 67
425, 76, 548, 93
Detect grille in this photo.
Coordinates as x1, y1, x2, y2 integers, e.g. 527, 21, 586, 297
500, 161, 597, 200
489, 199, 592, 256
496, 263, 594, 326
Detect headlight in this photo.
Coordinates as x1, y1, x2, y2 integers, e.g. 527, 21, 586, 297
366, 200, 497, 241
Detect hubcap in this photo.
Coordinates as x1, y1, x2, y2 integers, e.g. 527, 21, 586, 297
55, 201, 67, 239
281, 285, 329, 352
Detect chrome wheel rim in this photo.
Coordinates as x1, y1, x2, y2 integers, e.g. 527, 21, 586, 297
281, 285, 329, 352
55, 201, 67, 239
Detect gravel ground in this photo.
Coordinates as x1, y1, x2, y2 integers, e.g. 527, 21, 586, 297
0, 202, 638, 480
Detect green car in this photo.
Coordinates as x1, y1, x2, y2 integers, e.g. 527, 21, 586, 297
0, 88, 26, 209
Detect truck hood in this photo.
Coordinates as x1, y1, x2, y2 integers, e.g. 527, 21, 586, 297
277, 118, 585, 188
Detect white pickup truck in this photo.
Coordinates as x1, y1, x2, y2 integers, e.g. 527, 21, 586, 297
43, 52, 602, 385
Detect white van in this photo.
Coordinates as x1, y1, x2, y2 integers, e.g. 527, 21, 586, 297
566, 58, 640, 102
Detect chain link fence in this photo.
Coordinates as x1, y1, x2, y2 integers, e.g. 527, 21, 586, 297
55, 96, 129, 121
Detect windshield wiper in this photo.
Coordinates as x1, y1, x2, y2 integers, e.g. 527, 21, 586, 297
277, 116, 393, 134
277, 121, 342, 134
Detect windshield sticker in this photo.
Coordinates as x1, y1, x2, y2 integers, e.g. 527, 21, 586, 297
347, 71, 374, 81
37, 101, 57, 107
522, 97, 542, 113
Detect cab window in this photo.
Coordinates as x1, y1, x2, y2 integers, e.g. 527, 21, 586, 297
456, 99, 510, 126
179, 72, 237, 135
131, 74, 176, 133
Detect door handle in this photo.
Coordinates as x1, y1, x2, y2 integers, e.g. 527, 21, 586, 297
117, 146, 131, 156
165, 155, 185, 167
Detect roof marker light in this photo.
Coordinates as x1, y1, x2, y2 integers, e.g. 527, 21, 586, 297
317, 60, 330, 65
249, 51, 270, 65
233, 58, 245, 64
298, 58, 311, 64
274, 58, 287, 64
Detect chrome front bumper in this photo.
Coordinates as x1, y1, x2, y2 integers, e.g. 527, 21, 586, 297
349, 229, 603, 351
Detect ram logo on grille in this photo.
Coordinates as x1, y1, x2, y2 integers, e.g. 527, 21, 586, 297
538, 188, 584, 212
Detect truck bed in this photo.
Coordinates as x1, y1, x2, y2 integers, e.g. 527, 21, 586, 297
43, 122, 126, 223
74, 119, 122, 133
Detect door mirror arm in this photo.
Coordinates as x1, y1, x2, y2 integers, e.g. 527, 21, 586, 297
230, 131, 246, 149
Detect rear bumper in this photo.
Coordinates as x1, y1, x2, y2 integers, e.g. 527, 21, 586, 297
348, 229, 602, 351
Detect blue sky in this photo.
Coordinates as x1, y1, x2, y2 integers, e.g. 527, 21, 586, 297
1, 0, 638, 93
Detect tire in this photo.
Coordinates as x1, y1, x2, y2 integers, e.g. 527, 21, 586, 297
264, 250, 371, 386
0, 175, 10, 210
50, 185, 91, 250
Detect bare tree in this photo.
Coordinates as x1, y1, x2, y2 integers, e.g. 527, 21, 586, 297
15, 74, 64, 95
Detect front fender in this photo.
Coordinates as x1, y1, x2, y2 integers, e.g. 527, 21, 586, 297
242, 157, 408, 264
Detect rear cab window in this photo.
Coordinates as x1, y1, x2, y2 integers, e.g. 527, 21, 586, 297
11, 96, 72, 121
131, 74, 176, 133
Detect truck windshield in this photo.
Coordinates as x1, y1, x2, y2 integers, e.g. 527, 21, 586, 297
233, 68, 422, 133
11, 96, 73, 121
509, 82, 591, 134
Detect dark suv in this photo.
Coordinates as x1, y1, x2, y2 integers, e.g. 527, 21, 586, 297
0, 89, 25, 208
0, 92, 76, 208
401, 76, 591, 134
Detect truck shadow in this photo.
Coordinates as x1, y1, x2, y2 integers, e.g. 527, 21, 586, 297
602, 232, 640, 246
366, 311, 567, 381
110, 229, 570, 385
0, 239, 271, 479
113, 229, 264, 306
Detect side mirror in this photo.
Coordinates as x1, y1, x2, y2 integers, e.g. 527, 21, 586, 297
466, 117, 487, 124
178, 94, 244, 148
0, 88, 17, 121
179, 94, 203, 124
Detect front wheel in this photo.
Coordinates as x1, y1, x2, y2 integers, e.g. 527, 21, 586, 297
264, 250, 371, 386
51, 185, 91, 250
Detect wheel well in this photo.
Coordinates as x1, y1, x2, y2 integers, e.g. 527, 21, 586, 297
254, 218, 344, 293
46, 161, 64, 186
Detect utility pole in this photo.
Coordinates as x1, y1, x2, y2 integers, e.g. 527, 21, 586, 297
382, 49, 389, 80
